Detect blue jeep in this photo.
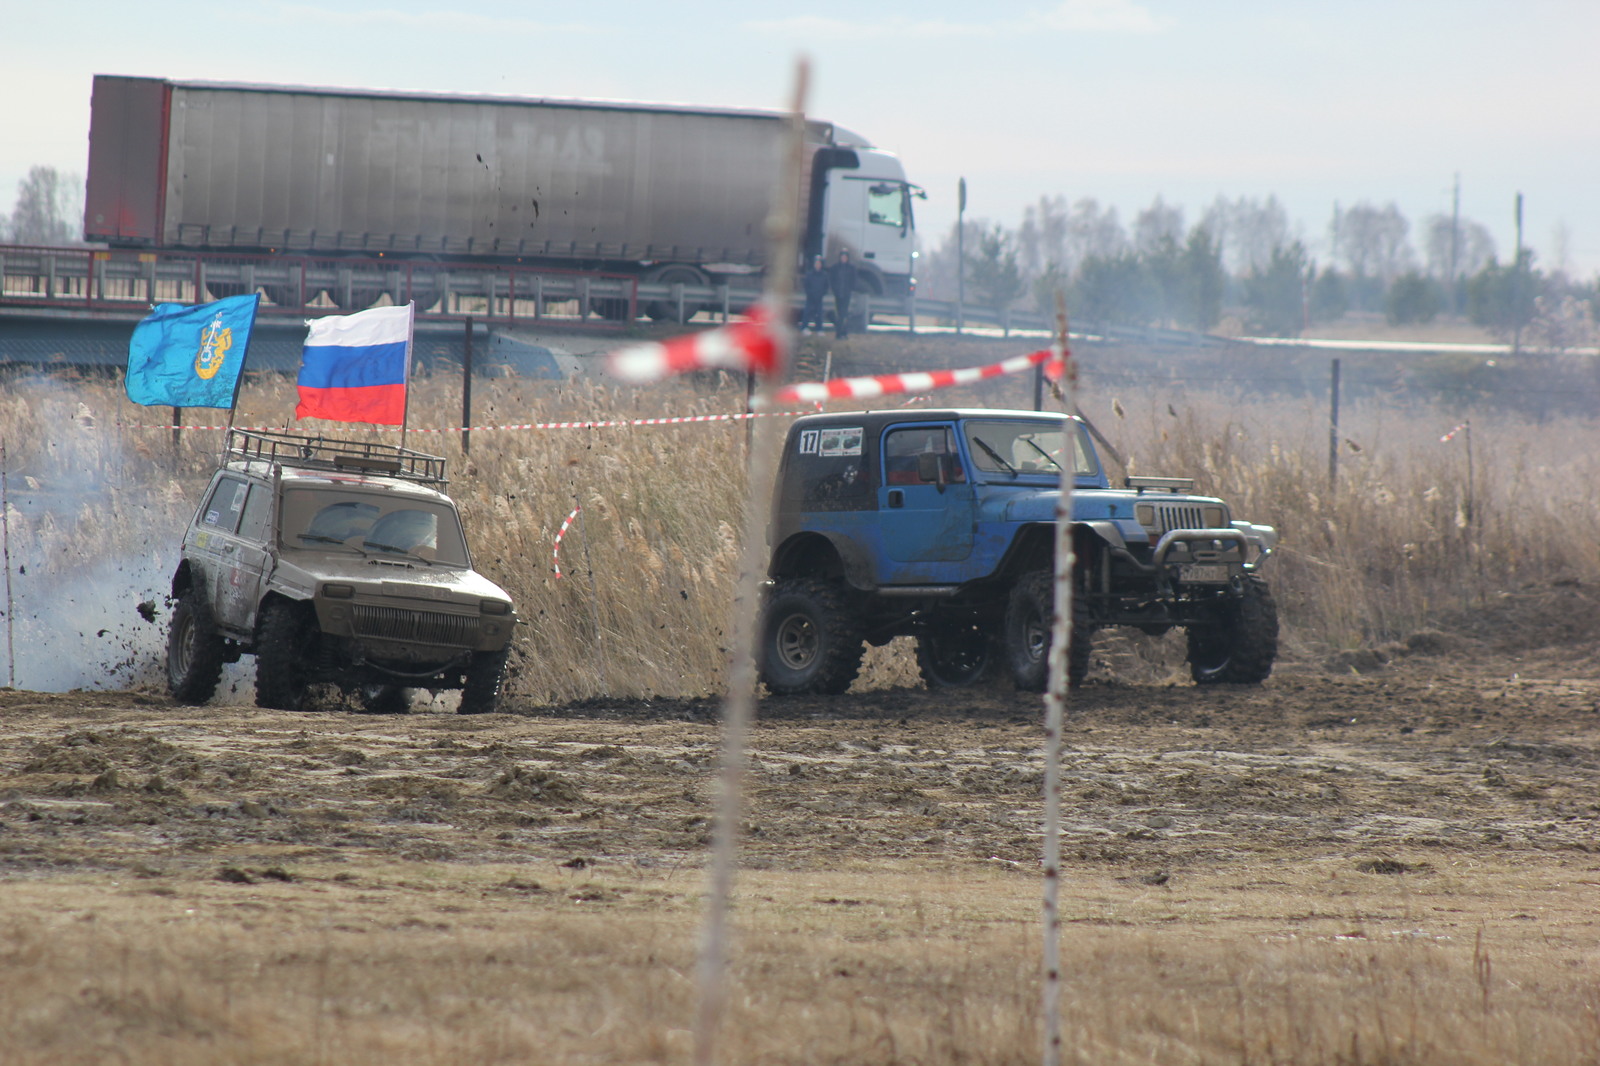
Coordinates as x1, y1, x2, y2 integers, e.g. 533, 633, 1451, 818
759, 408, 1279, 694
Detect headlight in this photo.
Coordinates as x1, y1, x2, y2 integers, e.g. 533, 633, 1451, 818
323, 583, 354, 599
481, 599, 512, 615
1202, 506, 1228, 528
1135, 504, 1154, 527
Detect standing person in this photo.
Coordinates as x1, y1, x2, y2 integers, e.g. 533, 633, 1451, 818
801, 255, 830, 334
830, 249, 859, 339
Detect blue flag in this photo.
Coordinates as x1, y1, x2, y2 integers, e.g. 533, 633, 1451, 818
126, 293, 261, 407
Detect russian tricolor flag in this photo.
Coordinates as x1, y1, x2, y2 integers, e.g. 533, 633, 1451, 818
296, 303, 413, 425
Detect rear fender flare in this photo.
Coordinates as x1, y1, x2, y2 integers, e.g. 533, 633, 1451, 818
770, 531, 876, 592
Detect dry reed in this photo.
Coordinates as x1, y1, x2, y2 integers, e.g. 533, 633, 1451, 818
2, 344, 1596, 698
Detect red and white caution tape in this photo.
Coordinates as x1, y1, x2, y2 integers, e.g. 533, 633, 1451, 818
607, 304, 780, 383
122, 409, 816, 433
552, 504, 581, 579
763, 347, 1061, 407
1440, 422, 1469, 442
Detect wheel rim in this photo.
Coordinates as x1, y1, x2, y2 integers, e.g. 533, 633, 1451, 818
1023, 606, 1049, 663
928, 632, 988, 682
774, 611, 820, 672
170, 613, 195, 681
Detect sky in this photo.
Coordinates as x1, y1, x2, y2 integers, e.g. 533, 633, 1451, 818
4, 0, 1597, 276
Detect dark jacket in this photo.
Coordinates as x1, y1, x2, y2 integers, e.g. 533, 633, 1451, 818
830, 257, 858, 299
803, 262, 831, 300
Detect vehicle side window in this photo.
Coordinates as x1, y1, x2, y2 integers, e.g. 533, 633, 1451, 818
867, 182, 905, 228
884, 426, 966, 485
200, 476, 249, 534
237, 484, 272, 542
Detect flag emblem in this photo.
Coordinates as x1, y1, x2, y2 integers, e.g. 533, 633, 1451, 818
195, 314, 234, 380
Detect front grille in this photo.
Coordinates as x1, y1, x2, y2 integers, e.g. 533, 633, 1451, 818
1155, 504, 1206, 532
352, 605, 481, 647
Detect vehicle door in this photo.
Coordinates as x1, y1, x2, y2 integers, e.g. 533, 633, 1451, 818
876, 423, 976, 580
192, 475, 272, 633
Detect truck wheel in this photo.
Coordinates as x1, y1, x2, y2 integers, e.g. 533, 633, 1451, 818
1004, 570, 1092, 692
358, 685, 411, 715
644, 265, 708, 323
760, 579, 865, 696
916, 623, 996, 688
167, 590, 226, 705
1186, 576, 1279, 684
255, 602, 315, 711
458, 648, 510, 715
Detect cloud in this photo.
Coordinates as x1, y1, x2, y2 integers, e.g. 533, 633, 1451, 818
1033, 0, 1173, 33
253, 4, 597, 36
747, 2, 1170, 40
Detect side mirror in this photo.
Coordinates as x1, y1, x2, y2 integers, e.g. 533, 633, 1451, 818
917, 453, 944, 488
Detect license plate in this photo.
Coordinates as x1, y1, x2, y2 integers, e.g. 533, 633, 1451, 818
1179, 564, 1231, 584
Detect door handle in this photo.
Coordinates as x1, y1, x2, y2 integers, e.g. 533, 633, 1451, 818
888, 490, 904, 508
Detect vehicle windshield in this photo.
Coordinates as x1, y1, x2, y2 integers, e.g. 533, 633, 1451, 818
962, 420, 1097, 479
280, 489, 470, 566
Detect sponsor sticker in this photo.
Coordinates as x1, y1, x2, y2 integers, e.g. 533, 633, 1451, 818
819, 427, 863, 457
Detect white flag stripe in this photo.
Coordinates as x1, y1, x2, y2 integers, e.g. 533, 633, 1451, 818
304, 305, 414, 348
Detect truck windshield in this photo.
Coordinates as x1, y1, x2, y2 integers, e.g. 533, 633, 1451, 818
962, 421, 1097, 479
280, 489, 471, 566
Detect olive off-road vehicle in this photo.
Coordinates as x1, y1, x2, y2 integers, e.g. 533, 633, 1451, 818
166, 430, 517, 713
759, 409, 1279, 694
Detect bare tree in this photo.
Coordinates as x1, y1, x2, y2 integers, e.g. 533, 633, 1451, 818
1133, 196, 1185, 257
1064, 198, 1128, 270
1330, 201, 1414, 282
1017, 194, 1069, 279
1200, 195, 1291, 275
1421, 213, 1496, 283
7, 166, 84, 245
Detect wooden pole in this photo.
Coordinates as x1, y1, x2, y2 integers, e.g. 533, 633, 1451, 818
1328, 358, 1341, 488
693, 58, 807, 1066
1, 437, 14, 689
1041, 295, 1076, 1066
462, 318, 475, 456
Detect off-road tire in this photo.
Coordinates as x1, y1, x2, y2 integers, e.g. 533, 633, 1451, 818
458, 648, 510, 715
255, 601, 315, 711
1004, 569, 1092, 692
916, 622, 997, 688
167, 590, 226, 705
759, 578, 865, 696
358, 685, 411, 715
1186, 575, 1279, 685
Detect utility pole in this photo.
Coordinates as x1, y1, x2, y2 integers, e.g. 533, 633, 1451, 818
956, 177, 967, 335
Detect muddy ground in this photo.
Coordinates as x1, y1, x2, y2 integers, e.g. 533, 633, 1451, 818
2, 616, 1597, 885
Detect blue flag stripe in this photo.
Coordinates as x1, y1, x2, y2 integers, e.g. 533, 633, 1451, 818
298, 341, 409, 389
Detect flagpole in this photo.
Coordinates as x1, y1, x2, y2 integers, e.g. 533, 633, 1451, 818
220, 293, 261, 463
693, 57, 807, 1066
400, 302, 415, 451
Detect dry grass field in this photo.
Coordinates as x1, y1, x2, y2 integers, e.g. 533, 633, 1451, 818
2, 331, 1599, 1063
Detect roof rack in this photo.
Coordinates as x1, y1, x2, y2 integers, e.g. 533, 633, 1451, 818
225, 429, 448, 486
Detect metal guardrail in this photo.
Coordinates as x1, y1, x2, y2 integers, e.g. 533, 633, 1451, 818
0, 244, 774, 327
0, 243, 1230, 348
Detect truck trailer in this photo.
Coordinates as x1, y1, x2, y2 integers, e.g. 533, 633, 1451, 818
83, 75, 922, 316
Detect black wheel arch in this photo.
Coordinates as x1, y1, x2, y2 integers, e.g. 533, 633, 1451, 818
769, 531, 877, 592
171, 560, 201, 601
991, 521, 1122, 588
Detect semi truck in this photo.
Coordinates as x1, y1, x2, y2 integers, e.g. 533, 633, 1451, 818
83, 75, 922, 318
